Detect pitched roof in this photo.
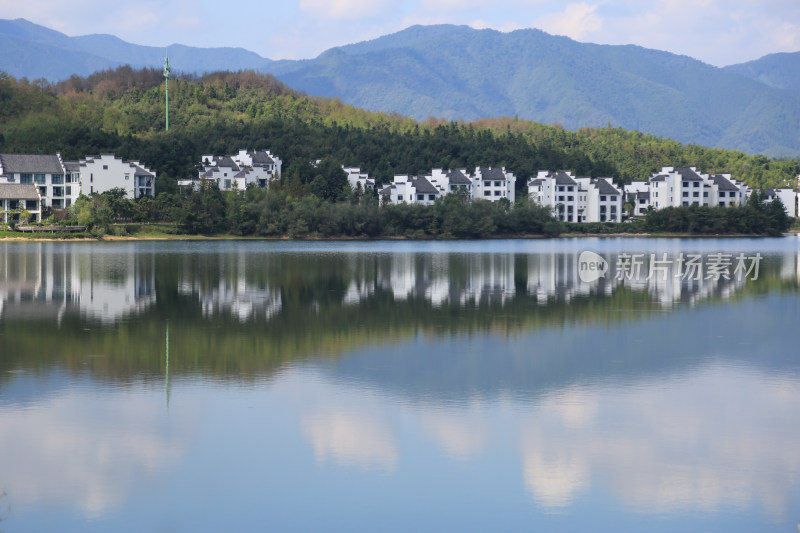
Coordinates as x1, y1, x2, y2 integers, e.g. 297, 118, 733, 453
528, 178, 544, 186
553, 171, 577, 186
215, 156, 240, 170
0, 184, 40, 200
675, 167, 703, 181
479, 167, 507, 181
650, 174, 667, 182
0, 154, 63, 174
711, 174, 739, 192
134, 166, 154, 177
62, 161, 81, 171
593, 178, 620, 195
411, 176, 439, 194
250, 151, 275, 166
446, 169, 472, 185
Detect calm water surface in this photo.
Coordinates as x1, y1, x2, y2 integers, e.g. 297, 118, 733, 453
1, 238, 799, 532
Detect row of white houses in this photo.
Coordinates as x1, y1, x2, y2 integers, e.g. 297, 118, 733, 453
178, 149, 282, 191
345, 166, 517, 205
624, 166, 798, 217
0, 153, 156, 223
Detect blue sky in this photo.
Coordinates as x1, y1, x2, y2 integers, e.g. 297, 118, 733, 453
2, 0, 799, 66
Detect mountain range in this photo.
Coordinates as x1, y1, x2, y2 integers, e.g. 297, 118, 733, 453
1, 18, 799, 157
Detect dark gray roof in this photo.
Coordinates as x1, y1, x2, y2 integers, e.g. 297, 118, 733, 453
528, 178, 544, 186
0, 184, 40, 200
134, 166, 154, 177
711, 174, 739, 192
63, 161, 81, 171
650, 174, 667, 182
630, 191, 650, 200
250, 151, 275, 166
234, 170, 247, 178
447, 169, 472, 185
552, 171, 577, 186
593, 178, 620, 195
480, 167, 507, 181
411, 176, 439, 195
216, 156, 240, 170
0, 154, 63, 174
676, 167, 703, 181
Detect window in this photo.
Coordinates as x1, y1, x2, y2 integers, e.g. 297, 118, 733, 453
34, 174, 46, 184
66, 186, 72, 196
719, 201, 726, 207
639, 198, 646, 204
51, 174, 64, 184
693, 191, 699, 197
125, 173, 130, 181
703, 192, 708, 197
682, 201, 689, 206
39, 186, 47, 196
484, 191, 490, 196
558, 196, 564, 201
20, 173, 32, 184
682, 182, 689, 188
494, 181, 501, 187
558, 186, 564, 192
52, 187, 64, 197
397, 196, 402, 202
694, 182, 699, 188
66, 199, 72, 207
26, 200, 37, 210
600, 195, 606, 201
90, 173, 93, 183
494, 191, 501, 196
567, 196, 573, 201
417, 194, 424, 201
484, 181, 491, 187
428, 194, 435, 201
103, 165, 108, 170
567, 186, 573, 192
224, 179, 231, 189
683, 191, 689, 197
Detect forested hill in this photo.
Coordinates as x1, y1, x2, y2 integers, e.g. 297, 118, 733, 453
0, 67, 798, 192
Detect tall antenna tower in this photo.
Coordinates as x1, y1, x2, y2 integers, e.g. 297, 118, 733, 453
163, 51, 171, 131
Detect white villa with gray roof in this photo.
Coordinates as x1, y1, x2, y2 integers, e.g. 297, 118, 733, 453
180, 149, 282, 191
379, 167, 516, 205
0, 152, 155, 210
527, 171, 623, 222
623, 166, 797, 217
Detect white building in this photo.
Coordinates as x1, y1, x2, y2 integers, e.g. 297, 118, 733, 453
528, 171, 622, 222
70, 154, 156, 200
0, 184, 42, 223
379, 175, 441, 205
379, 167, 516, 205
183, 149, 282, 191
342, 167, 375, 191
624, 167, 746, 213
0, 153, 155, 209
473, 167, 516, 202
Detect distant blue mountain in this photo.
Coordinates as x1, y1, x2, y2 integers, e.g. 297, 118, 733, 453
1, 18, 799, 157
722, 51, 800, 91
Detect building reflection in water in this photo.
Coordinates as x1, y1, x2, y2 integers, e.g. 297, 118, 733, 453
0, 243, 156, 323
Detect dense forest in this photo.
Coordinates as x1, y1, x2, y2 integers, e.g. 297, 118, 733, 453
2, 67, 799, 189
0, 67, 797, 237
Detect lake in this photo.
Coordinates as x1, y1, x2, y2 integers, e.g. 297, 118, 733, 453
1, 237, 799, 532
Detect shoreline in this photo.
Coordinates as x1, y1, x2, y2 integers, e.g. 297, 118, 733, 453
2, 230, 798, 242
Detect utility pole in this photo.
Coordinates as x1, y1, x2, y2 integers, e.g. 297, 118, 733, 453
163, 52, 171, 131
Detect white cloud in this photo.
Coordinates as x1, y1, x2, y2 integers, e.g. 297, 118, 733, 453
303, 411, 399, 471
298, 0, 395, 20
534, 2, 603, 40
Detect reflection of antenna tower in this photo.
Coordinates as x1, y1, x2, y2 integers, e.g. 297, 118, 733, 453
163, 52, 171, 131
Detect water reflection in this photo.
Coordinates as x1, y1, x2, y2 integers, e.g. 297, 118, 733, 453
2, 241, 798, 327
0, 240, 798, 531
0, 243, 155, 323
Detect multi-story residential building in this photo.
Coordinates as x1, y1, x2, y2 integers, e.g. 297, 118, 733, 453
343, 167, 375, 191
473, 167, 516, 202
0, 153, 155, 209
625, 167, 746, 212
70, 154, 156, 200
0, 184, 42, 223
380, 175, 441, 205
527, 171, 622, 222
182, 149, 282, 191
0, 153, 74, 209
380, 167, 516, 205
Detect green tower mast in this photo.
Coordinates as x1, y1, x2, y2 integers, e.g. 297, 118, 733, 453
163, 52, 171, 131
